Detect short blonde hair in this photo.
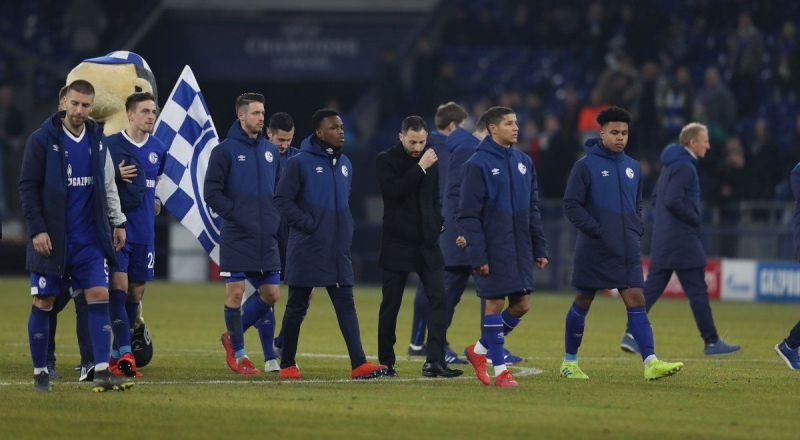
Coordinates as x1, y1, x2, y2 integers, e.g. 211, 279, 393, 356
679, 122, 708, 147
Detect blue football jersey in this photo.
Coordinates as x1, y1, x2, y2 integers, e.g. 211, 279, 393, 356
62, 126, 97, 245
119, 131, 167, 245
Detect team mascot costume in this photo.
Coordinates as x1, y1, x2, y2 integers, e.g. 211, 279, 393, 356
66, 51, 156, 367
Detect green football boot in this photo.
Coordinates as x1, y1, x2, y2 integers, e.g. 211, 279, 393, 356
560, 360, 589, 379
644, 359, 684, 380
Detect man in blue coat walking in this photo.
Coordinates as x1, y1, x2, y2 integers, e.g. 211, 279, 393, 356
561, 106, 684, 381
459, 107, 549, 388
204, 93, 282, 376
619, 122, 740, 356
274, 108, 386, 380
775, 164, 800, 370
20, 80, 131, 392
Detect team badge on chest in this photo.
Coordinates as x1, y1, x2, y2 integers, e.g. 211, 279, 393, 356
518, 162, 527, 175
341, 165, 349, 177
149, 152, 159, 164
626, 167, 634, 179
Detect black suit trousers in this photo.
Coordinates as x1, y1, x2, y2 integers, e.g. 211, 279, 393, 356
379, 267, 446, 366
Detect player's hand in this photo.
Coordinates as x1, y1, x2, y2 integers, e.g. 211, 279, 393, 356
456, 235, 467, 248
113, 227, 126, 251
32, 232, 52, 257
475, 264, 490, 276
418, 148, 438, 170
118, 160, 138, 183
154, 198, 162, 216
535, 257, 549, 269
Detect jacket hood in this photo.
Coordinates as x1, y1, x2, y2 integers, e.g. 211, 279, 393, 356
300, 134, 341, 158
226, 120, 262, 146
660, 143, 697, 166
446, 127, 476, 148
584, 137, 621, 161
476, 135, 512, 157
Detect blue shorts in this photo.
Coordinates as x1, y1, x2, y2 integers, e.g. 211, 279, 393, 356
113, 242, 155, 282
31, 243, 108, 296
221, 271, 281, 288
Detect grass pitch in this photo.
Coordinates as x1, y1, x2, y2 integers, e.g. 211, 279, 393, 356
0, 277, 797, 439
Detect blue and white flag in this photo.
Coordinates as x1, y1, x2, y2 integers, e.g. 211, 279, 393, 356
154, 65, 222, 264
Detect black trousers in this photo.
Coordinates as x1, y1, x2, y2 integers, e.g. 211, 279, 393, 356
379, 267, 446, 366
280, 285, 367, 370
641, 266, 719, 344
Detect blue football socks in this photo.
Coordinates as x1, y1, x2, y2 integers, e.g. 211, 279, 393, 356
28, 305, 51, 369
109, 289, 132, 355
627, 306, 655, 360
224, 305, 245, 358
564, 302, 588, 358
87, 301, 112, 369
483, 313, 505, 370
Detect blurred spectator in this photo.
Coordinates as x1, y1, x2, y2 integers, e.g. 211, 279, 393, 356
748, 118, 781, 201
727, 12, 763, 116
577, 88, 608, 144
697, 67, 737, 141
775, 21, 800, 99
632, 61, 664, 161
717, 136, 748, 256
376, 47, 406, 119
412, 38, 441, 110
536, 114, 578, 199
657, 65, 695, 141
0, 83, 24, 218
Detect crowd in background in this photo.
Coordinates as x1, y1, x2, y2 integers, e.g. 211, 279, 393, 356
376, 0, 800, 207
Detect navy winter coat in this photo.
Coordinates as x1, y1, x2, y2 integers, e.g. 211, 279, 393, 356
441, 127, 479, 267
274, 135, 355, 287
427, 130, 448, 199
563, 138, 644, 289
105, 133, 148, 212
276, 146, 300, 273
791, 163, 800, 259
649, 144, 706, 269
458, 137, 548, 297
19, 113, 117, 275
204, 121, 281, 273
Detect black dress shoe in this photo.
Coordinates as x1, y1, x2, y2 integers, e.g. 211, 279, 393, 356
382, 366, 399, 377
422, 362, 463, 378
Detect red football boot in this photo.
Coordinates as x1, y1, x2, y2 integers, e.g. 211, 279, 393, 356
494, 370, 518, 388
235, 357, 260, 375
118, 352, 143, 378
108, 357, 124, 377
278, 365, 303, 379
351, 362, 387, 379
220, 332, 238, 372
465, 344, 491, 385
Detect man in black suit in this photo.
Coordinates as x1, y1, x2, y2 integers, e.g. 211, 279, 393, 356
376, 116, 462, 378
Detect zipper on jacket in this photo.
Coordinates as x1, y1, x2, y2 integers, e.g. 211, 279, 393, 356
505, 150, 526, 293
331, 155, 341, 288
615, 157, 630, 287
255, 143, 264, 273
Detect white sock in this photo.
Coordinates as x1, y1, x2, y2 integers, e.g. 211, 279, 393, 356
474, 341, 488, 355
644, 355, 657, 367
409, 344, 423, 350
95, 362, 109, 371
33, 367, 48, 375
494, 364, 508, 376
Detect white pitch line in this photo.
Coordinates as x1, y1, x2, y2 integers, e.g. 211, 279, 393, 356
0, 365, 542, 387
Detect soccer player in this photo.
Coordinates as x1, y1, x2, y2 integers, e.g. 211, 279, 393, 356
459, 107, 549, 388
560, 106, 684, 380
105, 92, 168, 378
775, 163, 800, 370
376, 115, 462, 378
242, 111, 299, 372
204, 93, 282, 376
274, 108, 386, 380
20, 79, 132, 392
619, 122, 740, 356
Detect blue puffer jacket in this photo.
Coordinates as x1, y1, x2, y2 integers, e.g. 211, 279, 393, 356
458, 137, 548, 297
650, 144, 706, 269
441, 127, 479, 267
274, 135, 355, 287
105, 133, 147, 212
204, 121, 281, 273
791, 163, 800, 260
19, 112, 117, 275
276, 145, 301, 274
563, 138, 643, 289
